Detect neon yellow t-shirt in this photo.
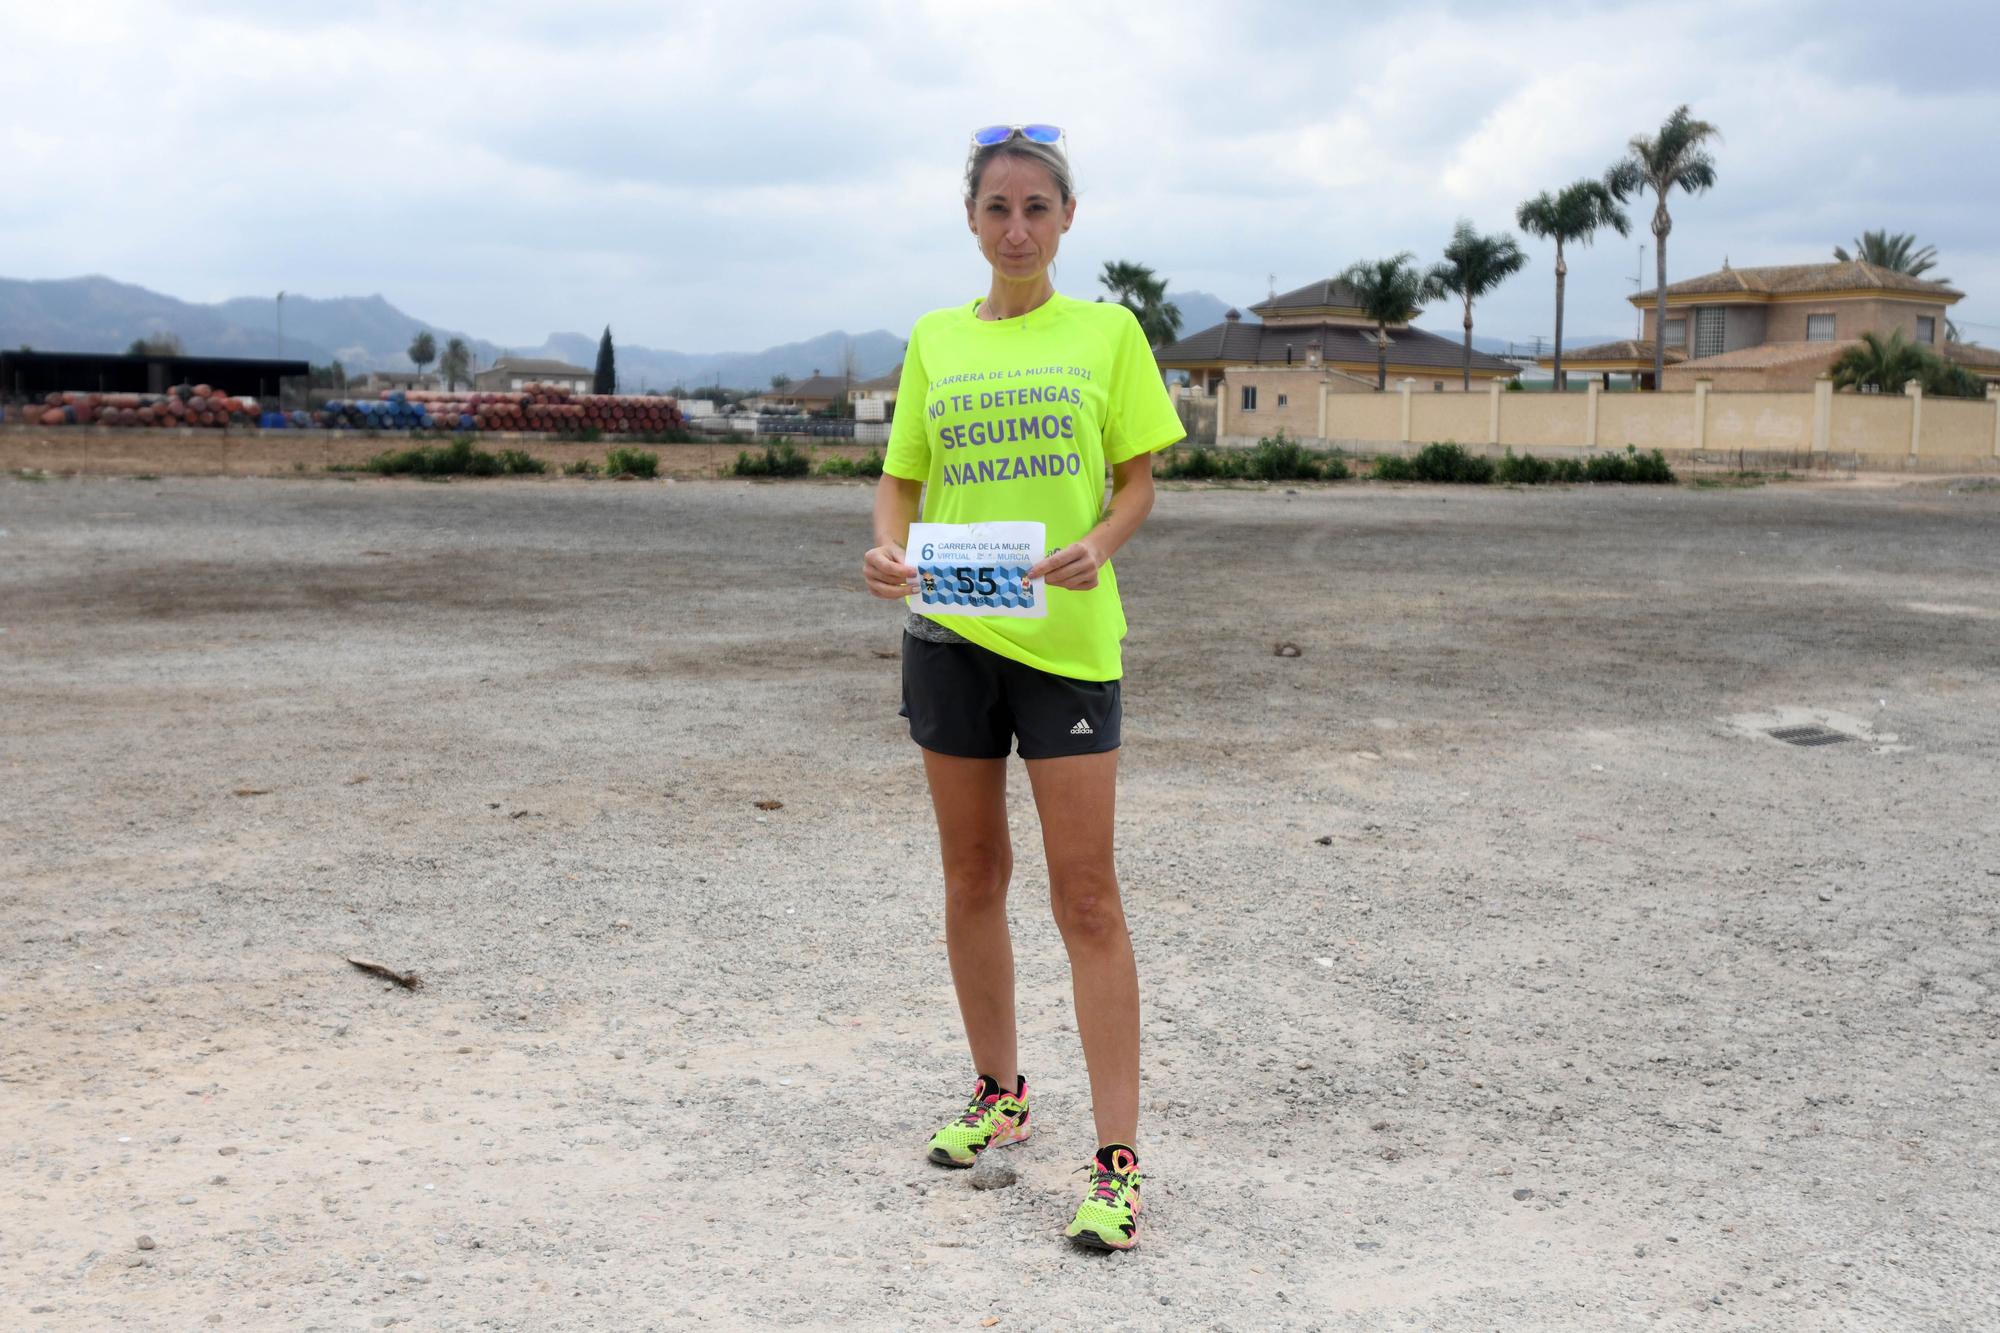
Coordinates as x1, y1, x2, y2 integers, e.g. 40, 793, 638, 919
885, 292, 1185, 681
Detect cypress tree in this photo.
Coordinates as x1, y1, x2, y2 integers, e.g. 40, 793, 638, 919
594, 326, 616, 394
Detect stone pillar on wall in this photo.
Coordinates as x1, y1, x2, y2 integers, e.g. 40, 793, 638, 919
1317, 380, 1329, 441
1988, 384, 2000, 458
1693, 380, 1711, 452
1812, 376, 1832, 454
1217, 378, 1228, 439
1398, 378, 1414, 443
1487, 378, 1502, 444
1904, 379, 1923, 458
1586, 380, 1601, 449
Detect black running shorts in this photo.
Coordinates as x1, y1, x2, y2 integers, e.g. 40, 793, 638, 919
899, 632, 1121, 760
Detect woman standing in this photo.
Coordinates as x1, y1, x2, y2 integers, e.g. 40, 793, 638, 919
861, 124, 1184, 1251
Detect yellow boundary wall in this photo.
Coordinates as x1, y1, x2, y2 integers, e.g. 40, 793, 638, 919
1214, 377, 2000, 472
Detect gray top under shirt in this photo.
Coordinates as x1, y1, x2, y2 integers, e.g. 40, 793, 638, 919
904, 611, 969, 644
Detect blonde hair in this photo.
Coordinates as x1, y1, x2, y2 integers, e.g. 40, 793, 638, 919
964, 136, 1074, 205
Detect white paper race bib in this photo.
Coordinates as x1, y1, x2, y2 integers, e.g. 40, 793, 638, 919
908, 521, 1047, 618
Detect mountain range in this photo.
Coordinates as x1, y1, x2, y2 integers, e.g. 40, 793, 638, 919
0, 275, 911, 391
1, 276, 1250, 391
0, 275, 1588, 387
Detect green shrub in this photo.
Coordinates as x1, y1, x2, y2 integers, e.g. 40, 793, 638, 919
1622, 445, 1676, 484
1373, 443, 1494, 483
1158, 432, 1346, 481
1489, 445, 1674, 485
1157, 444, 1239, 479
1584, 450, 1628, 483
562, 458, 599, 476
1244, 432, 1324, 481
366, 436, 506, 476
602, 446, 659, 478
817, 451, 885, 478
1495, 449, 1553, 485
496, 449, 546, 475
731, 442, 810, 477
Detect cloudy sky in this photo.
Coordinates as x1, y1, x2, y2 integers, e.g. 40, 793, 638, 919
5, 0, 1996, 353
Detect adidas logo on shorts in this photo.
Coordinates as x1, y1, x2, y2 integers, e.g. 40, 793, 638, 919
1070, 718, 1094, 736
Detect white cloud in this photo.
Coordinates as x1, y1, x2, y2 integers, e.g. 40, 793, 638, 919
0, 0, 1993, 352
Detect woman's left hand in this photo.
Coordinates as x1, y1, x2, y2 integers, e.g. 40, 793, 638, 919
1028, 539, 1106, 591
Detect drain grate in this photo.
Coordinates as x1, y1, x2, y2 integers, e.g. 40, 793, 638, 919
1767, 724, 1854, 747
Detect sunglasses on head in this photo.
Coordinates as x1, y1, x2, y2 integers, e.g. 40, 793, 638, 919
970, 124, 1064, 148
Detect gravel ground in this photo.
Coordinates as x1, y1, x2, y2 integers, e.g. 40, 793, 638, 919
2, 473, 1997, 1331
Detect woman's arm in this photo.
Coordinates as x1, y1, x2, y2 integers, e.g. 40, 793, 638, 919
863, 473, 924, 599
1026, 454, 1156, 591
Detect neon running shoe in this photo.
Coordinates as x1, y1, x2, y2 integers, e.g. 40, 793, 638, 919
926, 1074, 1030, 1167
1065, 1144, 1142, 1251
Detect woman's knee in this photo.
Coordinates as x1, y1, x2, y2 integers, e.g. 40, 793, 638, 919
942, 841, 1012, 910
1049, 865, 1125, 942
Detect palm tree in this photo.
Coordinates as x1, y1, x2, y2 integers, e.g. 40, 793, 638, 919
1339, 254, 1444, 390
1516, 181, 1629, 391
407, 330, 437, 381
1606, 105, 1721, 388
1834, 230, 1944, 282
1828, 329, 1930, 395
1429, 220, 1527, 390
439, 337, 471, 391
1098, 260, 1183, 348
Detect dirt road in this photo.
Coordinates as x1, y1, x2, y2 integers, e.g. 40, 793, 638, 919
3, 473, 1995, 1329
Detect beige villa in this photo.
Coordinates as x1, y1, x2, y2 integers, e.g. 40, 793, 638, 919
1546, 259, 1999, 390
1153, 279, 1520, 440
846, 362, 902, 413
746, 369, 852, 413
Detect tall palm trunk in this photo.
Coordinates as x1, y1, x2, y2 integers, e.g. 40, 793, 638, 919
1461, 295, 1473, 390
1652, 202, 1670, 389
1552, 239, 1567, 391
1376, 323, 1389, 390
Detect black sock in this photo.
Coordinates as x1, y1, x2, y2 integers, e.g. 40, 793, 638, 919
1094, 1142, 1139, 1172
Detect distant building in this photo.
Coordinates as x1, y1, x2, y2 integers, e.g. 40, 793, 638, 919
350, 370, 438, 393
473, 357, 593, 394
1547, 260, 1983, 391
847, 362, 903, 418
1152, 279, 1519, 444
1154, 279, 1521, 399
746, 369, 851, 414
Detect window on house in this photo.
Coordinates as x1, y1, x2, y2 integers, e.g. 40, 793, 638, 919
1663, 318, 1687, 349
1433, 381, 1444, 392
1917, 316, 1936, 344
1694, 307, 1725, 358
1806, 314, 1835, 343
1241, 385, 1257, 411
1276, 393, 1288, 407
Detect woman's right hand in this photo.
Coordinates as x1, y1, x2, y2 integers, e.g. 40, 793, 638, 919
863, 542, 918, 600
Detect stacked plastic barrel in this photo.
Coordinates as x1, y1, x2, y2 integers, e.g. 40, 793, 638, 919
10, 379, 683, 435
389, 383, 685, 434
314, 391, 437, 430
27, 386, 257, 429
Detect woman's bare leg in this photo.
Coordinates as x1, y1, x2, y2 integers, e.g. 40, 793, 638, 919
920, 748, 1017, 1089
1025, 750, 1137, 1148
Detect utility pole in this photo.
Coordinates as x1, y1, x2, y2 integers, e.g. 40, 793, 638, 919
276, 290, 285, 358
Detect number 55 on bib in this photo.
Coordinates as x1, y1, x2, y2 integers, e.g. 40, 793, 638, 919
907, 521, 1048, 619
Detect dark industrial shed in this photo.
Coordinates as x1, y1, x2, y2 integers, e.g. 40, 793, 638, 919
0, 350, 309, 404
